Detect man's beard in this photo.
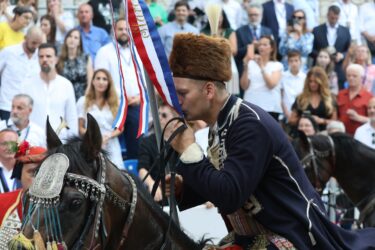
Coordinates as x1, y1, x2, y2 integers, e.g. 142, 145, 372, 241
10, 115, 21, 126
41, 65, 52, 73
117, 37, 129, 46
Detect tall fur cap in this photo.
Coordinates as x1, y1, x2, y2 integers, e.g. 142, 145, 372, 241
169, 33, 232, 82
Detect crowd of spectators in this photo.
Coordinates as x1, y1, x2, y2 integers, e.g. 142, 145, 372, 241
0, 0, 375, 207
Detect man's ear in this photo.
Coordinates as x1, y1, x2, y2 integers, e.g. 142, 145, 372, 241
205, 81, 216, 100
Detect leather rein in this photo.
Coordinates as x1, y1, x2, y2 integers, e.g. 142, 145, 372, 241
300, 135, 336, 193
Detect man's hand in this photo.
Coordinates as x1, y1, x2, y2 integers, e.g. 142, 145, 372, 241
164, 120, 195, 154
165, 174, 183, 197
128, 95, 140, 106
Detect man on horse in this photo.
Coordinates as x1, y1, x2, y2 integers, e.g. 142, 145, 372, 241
0, 142, 46, 249
166, 33, 375, 249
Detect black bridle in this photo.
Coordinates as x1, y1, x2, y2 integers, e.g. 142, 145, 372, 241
300, 135, 336, 192
65, 153, 138, 249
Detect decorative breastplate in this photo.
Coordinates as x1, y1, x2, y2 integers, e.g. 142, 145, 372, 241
0, 209, 22, 250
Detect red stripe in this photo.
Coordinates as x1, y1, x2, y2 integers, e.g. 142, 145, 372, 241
127, 0, 168, 104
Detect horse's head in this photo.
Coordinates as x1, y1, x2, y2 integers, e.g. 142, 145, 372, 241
293, 132, 336, 193
9, 114, 131, 250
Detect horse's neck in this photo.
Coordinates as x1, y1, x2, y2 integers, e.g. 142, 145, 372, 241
333, 149, 375, 205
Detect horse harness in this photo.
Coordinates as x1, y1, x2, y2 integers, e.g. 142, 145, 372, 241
300, 135, 336, 193
66, 153, 138, 249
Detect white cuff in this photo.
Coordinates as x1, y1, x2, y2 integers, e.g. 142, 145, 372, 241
180, 143, 204, 164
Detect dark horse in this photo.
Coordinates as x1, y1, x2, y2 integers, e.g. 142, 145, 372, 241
14, 115, 206, 250
293, 132, 375, 228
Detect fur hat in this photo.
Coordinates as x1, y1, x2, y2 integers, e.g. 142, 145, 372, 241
169, 33, 232, 82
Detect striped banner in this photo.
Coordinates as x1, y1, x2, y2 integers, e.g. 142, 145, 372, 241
126, 0, 183, 116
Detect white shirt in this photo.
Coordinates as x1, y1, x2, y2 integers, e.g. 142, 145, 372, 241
358, 2, 375, 37
354, 122, 375, 149
0, 164, 15, 193
21, 74, 78, 140
55, 11, 75, 43
274, 0, 287, 37
281, 70, 306, 114
326, 23, 339, 47
0, 44, 40, 111
244, 60, 283, 113
95, 42, 142, 98
333, 1, 360, 44
1, 119, 46, 147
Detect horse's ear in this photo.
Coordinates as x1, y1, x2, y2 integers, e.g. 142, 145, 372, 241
46, 116, 62, 149
81, 113, 102, 160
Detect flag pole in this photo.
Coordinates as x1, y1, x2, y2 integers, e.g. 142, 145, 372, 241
145, 72, 180, 226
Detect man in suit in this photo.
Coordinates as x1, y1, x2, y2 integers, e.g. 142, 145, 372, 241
261, 0, 294, 46
311, 5, 351, 89
235, 4, 272, 78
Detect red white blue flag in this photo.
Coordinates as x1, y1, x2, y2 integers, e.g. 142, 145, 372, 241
126, 0, 183, 115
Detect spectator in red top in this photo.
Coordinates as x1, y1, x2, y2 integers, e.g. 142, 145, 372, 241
337, 64, 373, 135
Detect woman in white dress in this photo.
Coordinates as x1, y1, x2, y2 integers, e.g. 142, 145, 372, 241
77, 69, 124, 168
240, 35, 283, 121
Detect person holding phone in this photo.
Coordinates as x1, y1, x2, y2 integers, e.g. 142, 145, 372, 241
279, 9, 313, 72
240, 35, 283, 121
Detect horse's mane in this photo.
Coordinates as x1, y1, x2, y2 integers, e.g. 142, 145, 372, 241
129, 172, 210, 249
330, 132, 375, 164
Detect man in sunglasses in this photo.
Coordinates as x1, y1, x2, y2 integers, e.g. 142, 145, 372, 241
165, 32, 375, 249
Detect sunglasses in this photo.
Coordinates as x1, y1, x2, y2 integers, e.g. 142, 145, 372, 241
293, 16, 305, 20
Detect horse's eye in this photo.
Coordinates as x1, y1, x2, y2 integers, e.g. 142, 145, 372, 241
70, 198, 83, 211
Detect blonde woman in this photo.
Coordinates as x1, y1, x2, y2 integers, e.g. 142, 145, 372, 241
289, 66, 337, 130
77, 69, 123, 168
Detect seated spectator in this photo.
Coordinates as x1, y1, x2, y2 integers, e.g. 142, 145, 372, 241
76, 3, 110, 61
46, 0, 75, 44
201, 9, 238, 95
40, 14, 58, 48
354, 97, 375, 149
0, 129, 20, 193
241, 35, 283, 121
0, 6, 33, 50
338, 64, 373, 135
289, 66, 337, 131
138, 102, 178, 203
343, 44, 375, 95
0, 26, 44, 120
56, 28, 93, 100
158, 1, 199, 57
279, 9, 313, 71
298, 113, 319, 136
0, 94, 46, 147
21, 43, 78, 140
315, 48, 339, 96
281, 50, 306, 120
77, 69, 123, 168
